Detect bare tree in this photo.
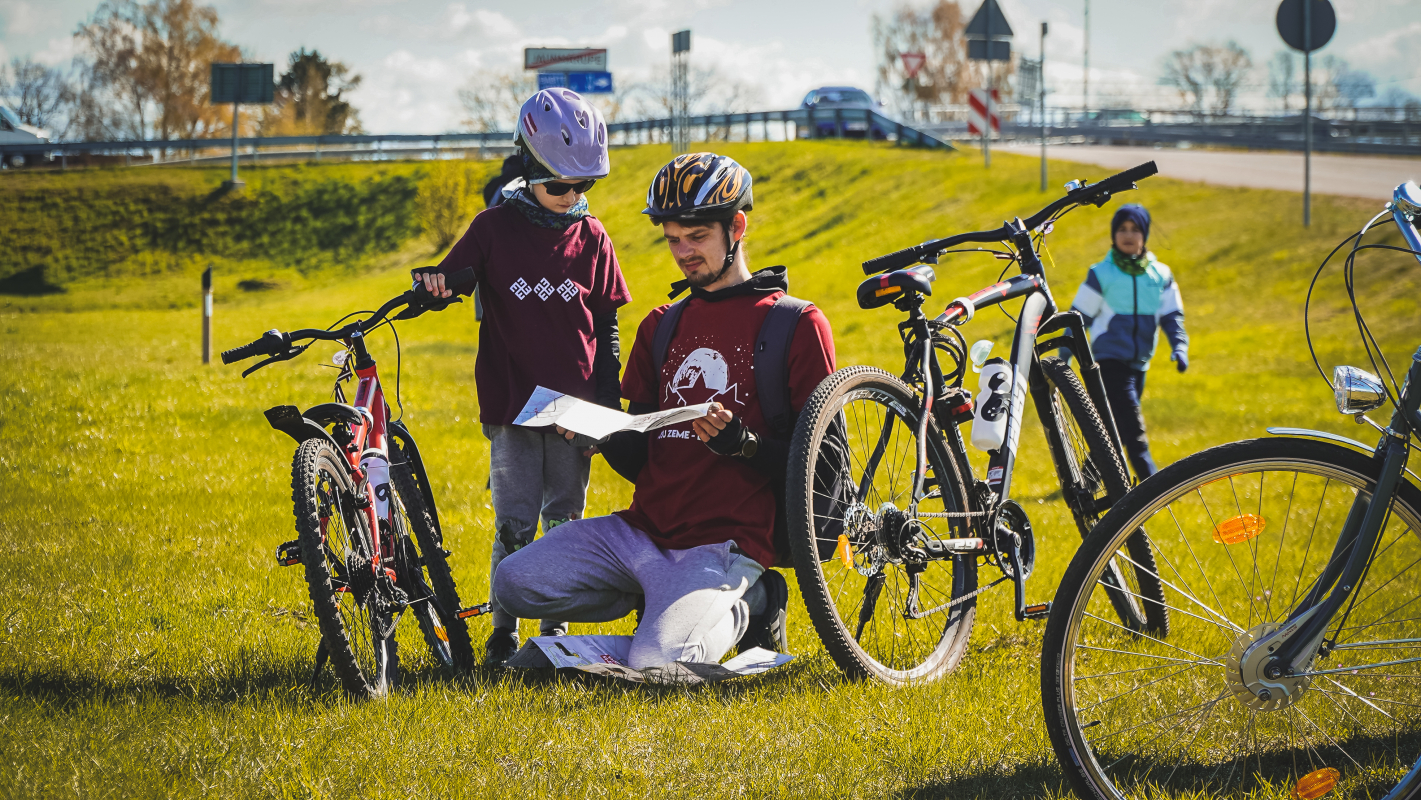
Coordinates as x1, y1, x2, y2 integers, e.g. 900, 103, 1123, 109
1314, 55, 1375, 112
457, 69, 536, 132
1161, 41, 1252, 118
0, 58, 74, 134
872, 0, 971, 120
1267, 50, 1299, 112
72, 0, 243, 141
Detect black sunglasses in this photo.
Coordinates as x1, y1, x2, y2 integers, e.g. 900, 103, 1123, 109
542, 179, 596, 196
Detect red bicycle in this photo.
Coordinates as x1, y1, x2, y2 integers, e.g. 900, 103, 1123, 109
223, 270, 477, 696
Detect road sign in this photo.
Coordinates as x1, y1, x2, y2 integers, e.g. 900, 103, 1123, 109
967, 89, 1000, 136
538, 72, 567, 90
968, 40, 1011, 61
210, 63, 274, 104
524, 48, 608, 72
900, 52, 926, 79
965, 0, 1013, 38
568, 72, 614, 94
672, 30, 691, 54
1276, 0, 1335, 52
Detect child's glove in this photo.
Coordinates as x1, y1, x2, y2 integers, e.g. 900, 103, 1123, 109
1172, 350, 1189, 373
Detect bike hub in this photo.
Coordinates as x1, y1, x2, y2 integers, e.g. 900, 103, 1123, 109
1226, 622, 1313, 711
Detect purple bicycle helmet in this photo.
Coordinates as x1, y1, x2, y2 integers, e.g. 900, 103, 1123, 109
516, 89, 609, 182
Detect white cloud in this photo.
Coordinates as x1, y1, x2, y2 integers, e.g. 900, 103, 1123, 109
349, 48, 475, 133
0, 0, 40, 37
1343, 21, 1421, 74
33, 36, 75, 66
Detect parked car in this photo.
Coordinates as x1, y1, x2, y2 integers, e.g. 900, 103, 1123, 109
0, 105, 48, 168
799, 87, 889, 139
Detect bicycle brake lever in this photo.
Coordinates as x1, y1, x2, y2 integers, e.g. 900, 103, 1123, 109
395, 296, 462, 321
241, 345, 310, 378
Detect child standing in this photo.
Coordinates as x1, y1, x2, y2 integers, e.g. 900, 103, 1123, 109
416, 89, 630, 666
1068, 203, 1188, 480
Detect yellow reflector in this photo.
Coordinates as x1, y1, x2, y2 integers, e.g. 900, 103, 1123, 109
837, 534, 854, 568
434, 622, 449, 642
1291, 768, 1339, 800
874, 286, 903, 298
1213, 514, 1266, 545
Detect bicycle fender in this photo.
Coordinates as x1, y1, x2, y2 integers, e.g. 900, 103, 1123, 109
264, 405, 344, 452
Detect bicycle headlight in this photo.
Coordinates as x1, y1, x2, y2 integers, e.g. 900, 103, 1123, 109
1333, 365, 1386, 415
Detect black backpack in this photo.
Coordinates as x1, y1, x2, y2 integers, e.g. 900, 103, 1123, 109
651, 295, 849, 566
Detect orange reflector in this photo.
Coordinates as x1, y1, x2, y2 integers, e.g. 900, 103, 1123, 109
874, 286, 903, 298
1213, 514, 1266, 545
433, 622, 449, 642
1291, 768, 1339, 800
837, 534, 854, 568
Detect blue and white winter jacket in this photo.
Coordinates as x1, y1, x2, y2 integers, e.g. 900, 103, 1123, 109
1069, 251, 1188, 371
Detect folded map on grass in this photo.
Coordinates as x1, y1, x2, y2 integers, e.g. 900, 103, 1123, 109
504, 634, 794, 685
513, 385, 712, 441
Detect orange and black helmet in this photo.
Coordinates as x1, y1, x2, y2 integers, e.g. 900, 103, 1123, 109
643, 152, 753, 225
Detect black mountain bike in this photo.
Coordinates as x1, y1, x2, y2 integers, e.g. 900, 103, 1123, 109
788, 162, 1170, 685
1041, 181, 1421, 798
223, 270, 479, 696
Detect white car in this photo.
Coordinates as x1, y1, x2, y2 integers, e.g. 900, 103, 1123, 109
0, 105, 49, 167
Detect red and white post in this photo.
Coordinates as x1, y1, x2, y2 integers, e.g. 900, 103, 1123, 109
967, 89, 1001, 168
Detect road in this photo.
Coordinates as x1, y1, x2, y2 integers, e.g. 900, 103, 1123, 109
996, 144, 1420, 200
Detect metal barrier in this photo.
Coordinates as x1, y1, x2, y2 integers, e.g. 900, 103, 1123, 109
0, 108, 955, 168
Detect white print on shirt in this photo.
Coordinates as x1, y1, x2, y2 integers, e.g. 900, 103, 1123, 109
510, 277, 580, 302
666, 347, 744, 408
658, 428, 696, 440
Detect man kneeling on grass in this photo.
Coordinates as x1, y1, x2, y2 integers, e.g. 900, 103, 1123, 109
494, 153, 836, 669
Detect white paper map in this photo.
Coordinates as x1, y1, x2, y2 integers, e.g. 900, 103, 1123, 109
513, 385, 713, 441
504, 634, 795, 685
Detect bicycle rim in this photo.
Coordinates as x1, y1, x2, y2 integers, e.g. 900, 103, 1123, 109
1054, 441, 1421, 799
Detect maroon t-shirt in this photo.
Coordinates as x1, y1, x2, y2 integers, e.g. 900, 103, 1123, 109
616, 290, 836, 568
435, 205, 631, 425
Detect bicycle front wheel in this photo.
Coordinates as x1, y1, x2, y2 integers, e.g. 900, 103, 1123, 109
391, 462, 475, 671
1043, 437, 1421, 800
788, 366, 978, 685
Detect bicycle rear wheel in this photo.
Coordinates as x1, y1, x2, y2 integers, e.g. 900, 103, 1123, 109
788, 366, 978, 685
1039, 356, 1168, 634
1043, 437, 1421, 799
291, 439, 398, 697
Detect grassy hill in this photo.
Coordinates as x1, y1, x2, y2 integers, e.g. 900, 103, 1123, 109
1, 142, 1417, 797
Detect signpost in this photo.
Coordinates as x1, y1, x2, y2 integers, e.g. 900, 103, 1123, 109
201, 265, 213, 365
1040, 22, 1049, 191
210, 63, 274, 190
524, 48, 608, 72
966, 0, 1013, 168
1276, 0, 1336, 228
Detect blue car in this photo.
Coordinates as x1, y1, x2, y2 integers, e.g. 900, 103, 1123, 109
799, 87, 889, 140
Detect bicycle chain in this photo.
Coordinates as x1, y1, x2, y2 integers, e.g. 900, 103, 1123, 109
910, 575, 1009, 617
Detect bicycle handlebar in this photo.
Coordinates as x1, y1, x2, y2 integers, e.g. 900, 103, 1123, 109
861, 161, 1159, 275
220, 267, 476, 365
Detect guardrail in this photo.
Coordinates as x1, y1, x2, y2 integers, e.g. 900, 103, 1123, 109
0, 107, 954, 168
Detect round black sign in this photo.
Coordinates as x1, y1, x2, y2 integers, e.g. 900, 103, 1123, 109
1276, 0, 1336, 52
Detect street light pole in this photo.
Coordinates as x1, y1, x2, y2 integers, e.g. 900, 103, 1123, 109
1083, 0, 1090, 115
1303, 0, 1313, 228
1040, 21, 1048, 192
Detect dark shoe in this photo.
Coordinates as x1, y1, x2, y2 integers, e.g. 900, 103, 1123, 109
739, 569, 789, 653
539, 621, 568, 637
484, 627, 519, 667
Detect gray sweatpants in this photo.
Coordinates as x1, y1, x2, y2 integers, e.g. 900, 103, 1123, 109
492, 514, 765, 669
485, 424, 591, 633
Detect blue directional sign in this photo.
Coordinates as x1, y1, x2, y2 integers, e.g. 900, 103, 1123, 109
537, 72, 568, 90
568, 72, 614, 94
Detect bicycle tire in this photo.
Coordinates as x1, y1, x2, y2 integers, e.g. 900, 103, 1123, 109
391, 463, 475, 671
1039, 356, 1169, 634
788, 365, 978, 685
1043, 437, 1421, 800
292, 438, 397, 697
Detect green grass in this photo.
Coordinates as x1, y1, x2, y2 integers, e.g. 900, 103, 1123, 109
1, 141, 1418, 798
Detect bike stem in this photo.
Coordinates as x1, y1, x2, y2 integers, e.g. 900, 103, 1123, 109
1268, 347, 1421, 674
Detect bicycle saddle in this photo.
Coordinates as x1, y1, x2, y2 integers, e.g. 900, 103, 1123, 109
857, 265, 935, 310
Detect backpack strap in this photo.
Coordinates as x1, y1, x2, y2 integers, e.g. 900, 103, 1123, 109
650, 298, 691, 394
754, 295, 811, 440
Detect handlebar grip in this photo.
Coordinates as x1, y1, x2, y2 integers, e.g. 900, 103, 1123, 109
1098, 161, 1158, 193
862, 247, 926, 276
221, 339, 270, 365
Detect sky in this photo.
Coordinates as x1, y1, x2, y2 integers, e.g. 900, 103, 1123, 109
2, 0, 1418, 134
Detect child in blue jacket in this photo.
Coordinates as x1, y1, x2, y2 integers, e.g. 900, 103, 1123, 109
1069, 204, 1188, 479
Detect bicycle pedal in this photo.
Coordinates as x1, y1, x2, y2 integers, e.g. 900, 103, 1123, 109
276, 540, 302, 566
457, 602, 493, 620
1022, 601, 1052, 619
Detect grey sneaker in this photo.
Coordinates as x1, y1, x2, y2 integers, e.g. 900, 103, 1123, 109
484, 627, 519, 667
739, 569, 789, 653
